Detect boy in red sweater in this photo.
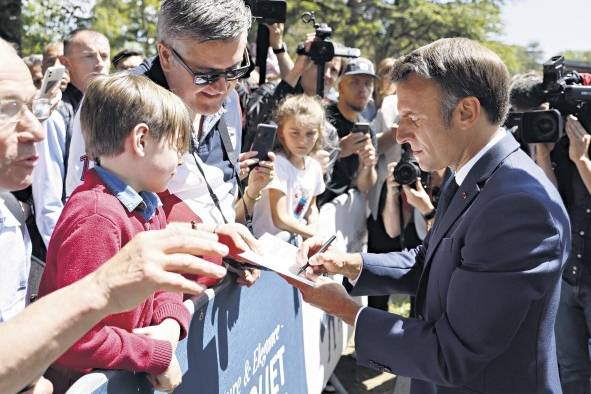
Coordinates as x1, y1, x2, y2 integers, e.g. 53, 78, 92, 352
38, 74, 193, 393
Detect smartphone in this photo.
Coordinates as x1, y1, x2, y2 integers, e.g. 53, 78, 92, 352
38, 65, 66, 98
351, 122, 371, 134
249, 123, 277, 164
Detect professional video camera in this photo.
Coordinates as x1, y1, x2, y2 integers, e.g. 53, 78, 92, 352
393, 143, 430, 189
296, 12, 361, 97
247, 0, 287, 85
505, 55, 591, 143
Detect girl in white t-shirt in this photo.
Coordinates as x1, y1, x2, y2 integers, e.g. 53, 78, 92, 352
252, 95, 326, 242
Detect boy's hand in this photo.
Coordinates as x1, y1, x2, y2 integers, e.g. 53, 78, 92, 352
20, 377, 53, 394
147, 354, 182, 393
133, 318, 181, 351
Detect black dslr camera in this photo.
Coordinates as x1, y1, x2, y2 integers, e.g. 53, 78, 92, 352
296, 12, 360, 97
247, 0, 287, 85
247, 0, 286, 24
505, 56, 591, 143
393, 143, 430, 189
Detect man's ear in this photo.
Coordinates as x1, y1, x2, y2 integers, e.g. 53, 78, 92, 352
129, 123, 150, 157
157, 42, 172, 72
453, 96, 481, 130
59, 55, 70, 70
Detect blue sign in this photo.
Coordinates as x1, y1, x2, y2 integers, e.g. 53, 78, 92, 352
68, 272, 309, 394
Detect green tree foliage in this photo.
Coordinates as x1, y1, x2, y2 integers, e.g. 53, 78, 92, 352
21, 0, 92, 55
282, 0, 538, 74
91, 0, 160, 57
563, 50, 591, 63
19, 0, 544, 73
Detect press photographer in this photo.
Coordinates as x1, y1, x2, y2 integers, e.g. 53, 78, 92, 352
512, 59, 591, 393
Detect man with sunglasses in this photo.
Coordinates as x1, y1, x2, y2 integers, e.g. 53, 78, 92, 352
0, 38, 236, 394
64, 0, 273, 234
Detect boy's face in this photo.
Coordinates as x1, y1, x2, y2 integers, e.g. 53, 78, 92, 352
140, 135, 181, 193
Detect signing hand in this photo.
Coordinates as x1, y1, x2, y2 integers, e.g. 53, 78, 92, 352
566, 115, 591, 163
282, 275, 361, 326
297, 236, 361, 280
339, 132, 369, 158
147, 354, 182, 393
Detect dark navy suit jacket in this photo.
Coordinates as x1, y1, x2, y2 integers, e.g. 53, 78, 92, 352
352, 133, 570, 393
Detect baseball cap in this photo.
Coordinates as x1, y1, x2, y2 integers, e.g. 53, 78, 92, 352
343, 57, 377, 78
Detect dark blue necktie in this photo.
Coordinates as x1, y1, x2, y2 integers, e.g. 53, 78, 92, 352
437, 176, 459, 216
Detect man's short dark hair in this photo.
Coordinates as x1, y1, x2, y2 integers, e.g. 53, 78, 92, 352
63, 29, 107, 56
112, 49, 143, 68
509, 72, 545, 111
391, 37, 510, 126
157, 0, 252, 43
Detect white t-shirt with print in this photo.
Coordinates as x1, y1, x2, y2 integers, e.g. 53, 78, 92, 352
252, 154, 325, 238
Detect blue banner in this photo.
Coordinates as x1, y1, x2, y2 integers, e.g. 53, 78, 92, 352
67, 272, 310, 394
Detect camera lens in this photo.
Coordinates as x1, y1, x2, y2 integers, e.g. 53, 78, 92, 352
394, 162, 421, 185
535, 115, 558, 140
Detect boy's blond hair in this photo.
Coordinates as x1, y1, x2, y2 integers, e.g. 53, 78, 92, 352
274, 94, 326, 155
80, 73, 192, 161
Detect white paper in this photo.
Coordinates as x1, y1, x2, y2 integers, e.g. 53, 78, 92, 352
237, 233, 317, 287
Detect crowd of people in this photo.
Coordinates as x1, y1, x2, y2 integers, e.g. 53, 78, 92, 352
1, 0, 591, 393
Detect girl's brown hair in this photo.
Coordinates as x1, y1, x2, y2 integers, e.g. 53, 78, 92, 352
274, 94, 326, 155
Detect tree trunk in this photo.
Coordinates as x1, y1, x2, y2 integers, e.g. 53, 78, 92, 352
0, 0, 22, 50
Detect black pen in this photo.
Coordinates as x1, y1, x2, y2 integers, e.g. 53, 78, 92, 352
297, 235, 337, 275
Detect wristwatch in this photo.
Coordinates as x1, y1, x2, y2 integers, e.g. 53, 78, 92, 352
272, 43, 287, 54
423, 208, 437, 221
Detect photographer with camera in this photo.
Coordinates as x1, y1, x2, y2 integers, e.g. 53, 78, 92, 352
241, 26, 343, 184
366, 141, 446, 311
516, 69, 591, 393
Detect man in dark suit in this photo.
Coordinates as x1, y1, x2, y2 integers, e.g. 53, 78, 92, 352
285, 37, 571, 393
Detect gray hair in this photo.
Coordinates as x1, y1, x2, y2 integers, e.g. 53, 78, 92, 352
391, 38, 510, 126
157, 0, 252, 43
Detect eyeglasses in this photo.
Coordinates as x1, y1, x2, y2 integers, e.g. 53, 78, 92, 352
165, 44, 251, 86
0, 97, 51, 125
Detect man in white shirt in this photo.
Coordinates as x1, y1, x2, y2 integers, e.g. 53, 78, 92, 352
285, 38, 570, 394
32, 29, 110, 248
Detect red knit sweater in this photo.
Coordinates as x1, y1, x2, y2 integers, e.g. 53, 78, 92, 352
38, 169, 190, 376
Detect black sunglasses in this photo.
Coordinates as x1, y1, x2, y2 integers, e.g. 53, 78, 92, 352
164, 43, 250, 86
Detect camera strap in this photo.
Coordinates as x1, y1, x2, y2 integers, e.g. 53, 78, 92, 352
191, 118, 254, 233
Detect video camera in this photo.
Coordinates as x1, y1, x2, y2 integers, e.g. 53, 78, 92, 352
393, 143, 430, 190
296, 12, 361, 97
505, 56, 591, 143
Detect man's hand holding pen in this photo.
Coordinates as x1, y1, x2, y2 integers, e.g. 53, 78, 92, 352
297, 236, 363, 281
282, 236, 363, 326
